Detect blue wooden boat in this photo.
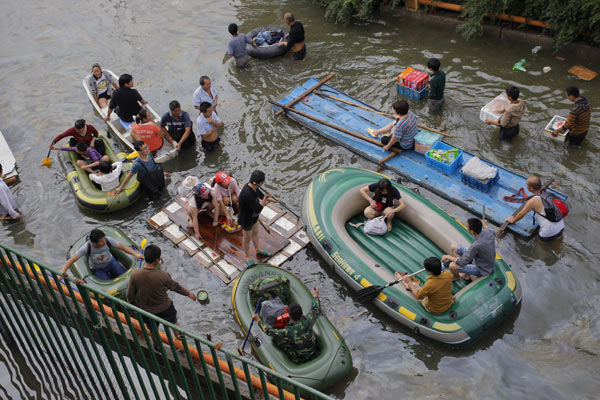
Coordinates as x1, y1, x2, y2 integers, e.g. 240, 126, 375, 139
274, 78, 567, 238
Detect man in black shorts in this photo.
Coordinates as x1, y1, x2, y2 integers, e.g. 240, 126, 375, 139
277, 12, 306, 60
238, 170, 278, 265
127, 245, 196, 349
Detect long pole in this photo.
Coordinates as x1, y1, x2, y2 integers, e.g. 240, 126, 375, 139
314, 90, 455, 138
269, 99, 400, 153
274, 73, 336, 117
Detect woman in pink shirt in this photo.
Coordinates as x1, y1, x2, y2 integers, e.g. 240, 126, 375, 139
211, 171, 240, 225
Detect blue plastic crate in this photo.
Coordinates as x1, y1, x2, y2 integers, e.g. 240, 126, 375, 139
425, 141, 463, 174
460, 169, 499, 193
396, 83, 429, 101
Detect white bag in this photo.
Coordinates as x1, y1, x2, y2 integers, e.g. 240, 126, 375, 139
461, 157, 498, 181
178, 176, 201, 199
363, 216, 387, 236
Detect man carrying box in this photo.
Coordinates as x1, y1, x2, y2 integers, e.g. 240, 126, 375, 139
485, 86, 526, 141
553, 86, 591, 146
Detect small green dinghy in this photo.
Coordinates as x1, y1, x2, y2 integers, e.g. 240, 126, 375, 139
58, 130, 142, 213
231, 264, 353, 393
302, 167, 522, 347
67, 226, 140, 299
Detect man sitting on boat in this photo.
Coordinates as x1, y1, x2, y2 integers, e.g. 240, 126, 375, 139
252, 288, 320, 363
51, 141, 110, 174
61, 228, 142, 282
90, 161, 122, 192
396, 257, 453, 315
131, 109, 174, 155
104, 74, 148, 128
442, 218, 496, 281
359, 178, 405, 232
52, 119, 106, 156
368, 100, 419, 151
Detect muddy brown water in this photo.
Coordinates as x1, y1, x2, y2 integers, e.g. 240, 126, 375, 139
1, 0, 599, 399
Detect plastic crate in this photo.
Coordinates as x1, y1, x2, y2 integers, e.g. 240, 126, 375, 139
414, 130, 441, 155
460, 169, 499, 193
425, 141, 463, 174
396, 83, 429, 101
544, 115, 567, 142
480, 92, 509, 122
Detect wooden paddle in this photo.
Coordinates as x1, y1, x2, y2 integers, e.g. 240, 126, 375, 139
376, 151, 401, 172
496, 179, 554, 238
42, 149, 52, 167
357, 268, 426, 304
274, 73, 336, 117
314, 91, 455, 138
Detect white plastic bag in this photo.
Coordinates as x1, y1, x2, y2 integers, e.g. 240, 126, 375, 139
461, 157, 498, 181
178, 176, 201, 199
363, 216, 388, 236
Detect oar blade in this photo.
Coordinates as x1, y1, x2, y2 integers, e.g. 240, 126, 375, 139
356, 285, 385, 304
41, 157, 51, 167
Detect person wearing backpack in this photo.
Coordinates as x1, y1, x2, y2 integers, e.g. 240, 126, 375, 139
114, 141, 169, 200
60, 228, 143, 282
505, 176, 567, 241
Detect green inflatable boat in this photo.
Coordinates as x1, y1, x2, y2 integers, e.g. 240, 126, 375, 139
302, 167, 522, 347
67, 226, 141, 299
58, 130, 142, 213
231, 264, 353, 393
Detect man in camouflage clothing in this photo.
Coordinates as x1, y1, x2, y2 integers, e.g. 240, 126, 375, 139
252, 288, 320, 363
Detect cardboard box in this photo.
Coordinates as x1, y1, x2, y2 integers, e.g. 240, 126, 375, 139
544, 115, 567, 142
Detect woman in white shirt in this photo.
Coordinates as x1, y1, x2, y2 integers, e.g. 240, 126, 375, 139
90, 161, 122, 192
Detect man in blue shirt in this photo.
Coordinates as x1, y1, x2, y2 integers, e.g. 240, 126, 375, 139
227, 23, 253, 68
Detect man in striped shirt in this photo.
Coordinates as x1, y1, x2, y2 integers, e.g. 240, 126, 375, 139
553, 86, 591, 145
380, 100, 419, 151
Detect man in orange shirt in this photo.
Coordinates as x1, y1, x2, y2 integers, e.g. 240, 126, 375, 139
396, 257, 453, 315
131, 109, 173, 154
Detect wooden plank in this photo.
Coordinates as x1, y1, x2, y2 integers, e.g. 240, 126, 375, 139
274, 72, 335, 116
568, 65, 597, 81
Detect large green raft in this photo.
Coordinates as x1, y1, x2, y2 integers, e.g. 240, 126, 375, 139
302, 167, 522, 347
67, 226, 140, 299
231, 264, 353, 393
58, 130, 142, 213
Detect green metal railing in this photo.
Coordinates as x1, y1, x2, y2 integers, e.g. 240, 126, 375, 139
0, 244, 334, 400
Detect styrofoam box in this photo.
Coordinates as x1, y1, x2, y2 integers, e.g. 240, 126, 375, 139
480, 92, 509, 123
544, 115, 567, 142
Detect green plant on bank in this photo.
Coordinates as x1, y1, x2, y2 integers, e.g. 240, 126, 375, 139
457, 0, 600, 49
309, 0, 600, 49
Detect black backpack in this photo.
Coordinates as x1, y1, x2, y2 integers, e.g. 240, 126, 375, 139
139, 160, 165, 200
537, 192, 569, 222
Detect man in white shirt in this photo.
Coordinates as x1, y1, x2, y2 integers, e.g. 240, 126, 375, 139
192, 76, 218, 112
90, 161, 122, 192
196, 102, 224, 151
0, 164, 21, 220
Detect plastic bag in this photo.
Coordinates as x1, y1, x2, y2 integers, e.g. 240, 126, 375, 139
461, 157, 498, 181
178, 176, 201, 199
363, 216, 387, 235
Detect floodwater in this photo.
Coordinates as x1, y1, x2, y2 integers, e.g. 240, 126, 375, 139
1, 0, 599, 399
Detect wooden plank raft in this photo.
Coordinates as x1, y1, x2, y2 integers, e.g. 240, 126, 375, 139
147, 182, 309, 284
